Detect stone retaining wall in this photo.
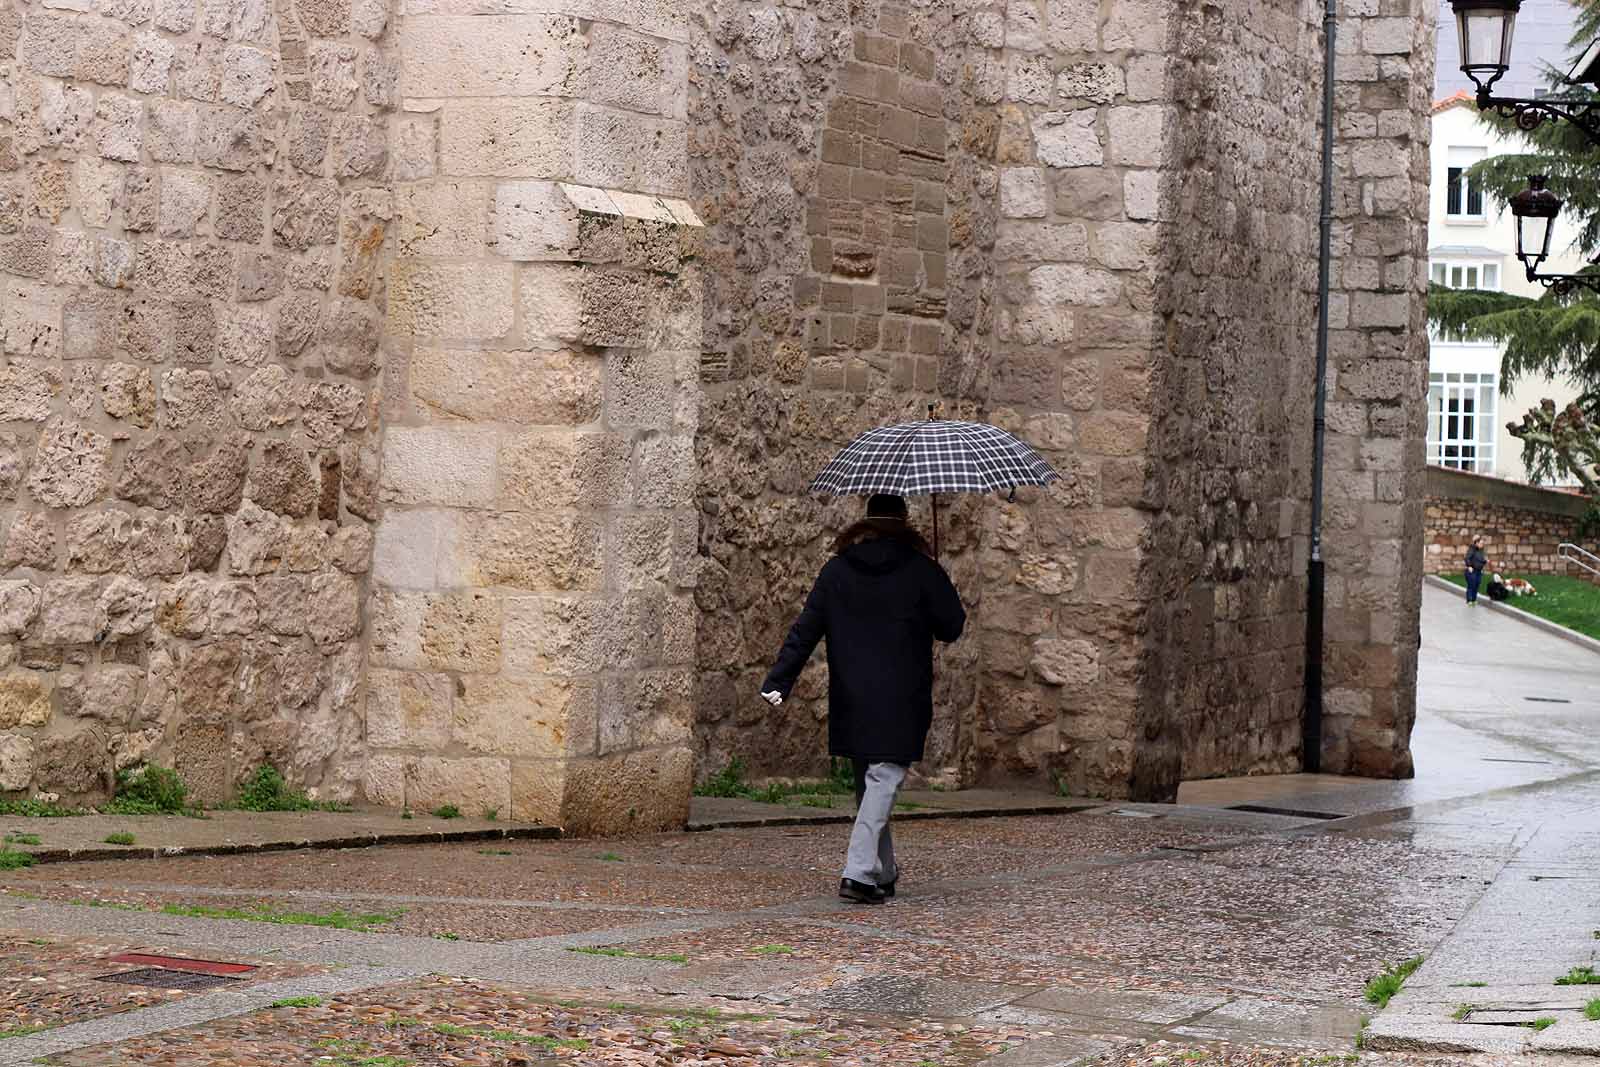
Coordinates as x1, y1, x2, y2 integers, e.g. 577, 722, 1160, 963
1423, 465, 1596, 580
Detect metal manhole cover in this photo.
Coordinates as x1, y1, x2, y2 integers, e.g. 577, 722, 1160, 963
1227, 804, 1345, 820
96, 967, 240, 990
107, 953, 256, 976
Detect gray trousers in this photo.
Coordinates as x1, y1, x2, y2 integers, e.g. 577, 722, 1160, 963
843, 761, 907, 885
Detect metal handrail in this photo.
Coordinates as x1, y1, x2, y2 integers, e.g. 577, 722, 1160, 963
1559, 542, 1600, 579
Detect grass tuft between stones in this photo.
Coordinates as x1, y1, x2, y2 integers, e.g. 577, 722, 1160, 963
270, 996, 324, 1009
4, 833, 40, 846
161, 902, 400, 931
103, 832, 136, 846
1530, 1016, 1558, 1031
1586, 998, 1600, 1022
0, 1023, 53, 1040
1364, 956, 1424, 1008
567, 945, 688, 964
0, 847, 35, 870
1558, 965, 1600, 986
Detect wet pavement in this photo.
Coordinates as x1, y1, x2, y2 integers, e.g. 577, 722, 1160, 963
0, 582, 1595, 1065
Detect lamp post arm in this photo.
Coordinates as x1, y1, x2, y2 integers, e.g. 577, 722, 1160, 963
1477, 90, 1600, 144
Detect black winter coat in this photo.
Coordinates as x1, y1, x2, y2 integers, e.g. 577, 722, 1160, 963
1466, 546, 1487, 573
761, 537, 966, 764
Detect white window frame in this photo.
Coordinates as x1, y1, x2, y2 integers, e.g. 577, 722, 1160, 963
1427, 371, 1498, 474
1429, 259, 1500, 292
1445, 147, 1489, 221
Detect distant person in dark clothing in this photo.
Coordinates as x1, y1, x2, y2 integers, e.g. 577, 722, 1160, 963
760, 494, 966, 905
1465, 536, 1488, 606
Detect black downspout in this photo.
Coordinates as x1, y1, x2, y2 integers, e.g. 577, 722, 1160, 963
1305, 0, 1337, 774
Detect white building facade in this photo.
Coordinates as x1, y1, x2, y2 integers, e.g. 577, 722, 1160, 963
1427, 93, 1586, 483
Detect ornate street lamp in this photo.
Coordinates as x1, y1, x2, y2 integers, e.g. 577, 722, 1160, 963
1452, 0, 1520, 96
1451, 0, 1600, 140
1510, 175, 1561, 277
1508, 175, 1600, 295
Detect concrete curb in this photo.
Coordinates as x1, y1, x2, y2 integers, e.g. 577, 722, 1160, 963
1423, 574, 1600, 656
20, 825, 562, 866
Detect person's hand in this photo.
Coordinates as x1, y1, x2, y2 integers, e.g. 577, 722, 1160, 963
761, 690, 783, 707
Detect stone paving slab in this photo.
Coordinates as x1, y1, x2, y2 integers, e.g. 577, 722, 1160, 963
0, 809, 554, 863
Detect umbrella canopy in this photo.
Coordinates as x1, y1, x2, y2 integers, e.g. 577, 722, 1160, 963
809, 419, 1059, 497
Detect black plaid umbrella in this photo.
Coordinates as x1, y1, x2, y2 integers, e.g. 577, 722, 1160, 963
810, 417, 1060, 555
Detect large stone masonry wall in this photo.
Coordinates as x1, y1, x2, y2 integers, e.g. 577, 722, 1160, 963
371, 1, 702, 834
693, 0, 1437, 800
0, 0, 389, 803
690, 0, 997, 784
972, 0, 1171, 795
1424, 465, 1596, 579
1144, 0, 1434, 787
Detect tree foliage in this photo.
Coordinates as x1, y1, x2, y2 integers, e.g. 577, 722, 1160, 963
1424, 6, 1600, 499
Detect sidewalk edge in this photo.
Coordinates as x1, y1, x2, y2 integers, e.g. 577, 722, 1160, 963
1423, 575, 1600, 656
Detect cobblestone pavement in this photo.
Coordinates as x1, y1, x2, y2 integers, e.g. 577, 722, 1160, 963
1, 586, 1594, 1066
0, 802, 1515, 1066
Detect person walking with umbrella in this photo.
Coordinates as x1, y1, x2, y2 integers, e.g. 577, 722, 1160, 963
759, 493, 966, 904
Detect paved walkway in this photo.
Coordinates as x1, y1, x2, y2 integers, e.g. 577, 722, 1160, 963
1362, 583, 1600, 1053
0, 582, 1596, 1065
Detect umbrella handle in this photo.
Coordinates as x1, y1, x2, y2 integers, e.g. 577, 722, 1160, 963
932, 493, 939, 558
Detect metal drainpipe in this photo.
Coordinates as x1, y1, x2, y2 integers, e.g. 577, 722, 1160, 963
1305, 0, 1338, 774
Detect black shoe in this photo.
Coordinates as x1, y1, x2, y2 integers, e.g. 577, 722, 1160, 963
880, 877, 897, 899
838, 878, 885, 905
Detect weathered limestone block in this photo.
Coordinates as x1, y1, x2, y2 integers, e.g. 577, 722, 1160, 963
453, 674, 594, 759
0, 672, 51, 729
436, 99, 575, 178
410, 348, 601, 425
40, 577, 103, 643
366, 669, 451, 750
461, 512, 604, 593
0, 734, 32, 791
99, 574, 154, 637
27, 421, 110, 508
532, 746, 693, 835
226, 500, 286, 576
503, 593, 661, 676
246, 440, 319, 517
0, 581, 40, 635
3, 513, 57, 570
34, 729, 106, 795
404, 755, 510, 816
399, 14, 585, 99
306, 572, 359, 650
386, 260, 513, 340
370, 590, 502, 674
1031, 638, 1100, 687
498, 430, 630, 511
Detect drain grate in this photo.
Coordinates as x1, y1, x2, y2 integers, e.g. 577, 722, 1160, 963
1227, 804, 1346, 820
1526, 697, 1572, 704
106, 953, 256, 976
96, 968, 240, 991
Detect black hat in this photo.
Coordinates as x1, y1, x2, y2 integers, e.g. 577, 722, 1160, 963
866, 494, 908, 520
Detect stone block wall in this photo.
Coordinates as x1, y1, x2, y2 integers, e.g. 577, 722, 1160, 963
692, 0, 1438, 800
972, 0, 1169, 795
370, 2, 702, 834
689, 1, 996, 783
0, 0, 389, 803
1314, 1, 1433, 777
0, 0, 1443, 818
1423, 465, 1595, 579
